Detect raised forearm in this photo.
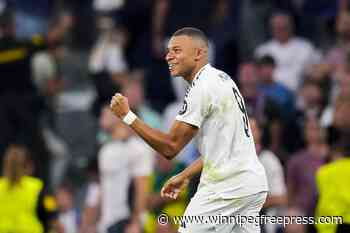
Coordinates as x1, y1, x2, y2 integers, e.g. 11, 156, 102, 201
130, 119, 178, 159
130, 117, 197, 160
179, 158, 203, 179
110, 93, 197, 159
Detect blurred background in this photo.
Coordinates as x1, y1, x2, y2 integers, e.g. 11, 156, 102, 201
0, 0, 349, 233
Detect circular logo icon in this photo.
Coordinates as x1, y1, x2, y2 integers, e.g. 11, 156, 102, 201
158, 214, 169, 225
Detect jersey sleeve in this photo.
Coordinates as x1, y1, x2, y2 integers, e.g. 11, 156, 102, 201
176, 83, 211, 128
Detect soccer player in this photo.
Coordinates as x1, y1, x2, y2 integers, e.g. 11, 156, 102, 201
110, 27, 268, 233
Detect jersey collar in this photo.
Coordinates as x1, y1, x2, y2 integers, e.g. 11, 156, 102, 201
192, 63, 210, 83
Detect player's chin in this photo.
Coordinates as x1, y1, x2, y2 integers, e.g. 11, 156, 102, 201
170, 69, 183, 77
169, 70, 179, 77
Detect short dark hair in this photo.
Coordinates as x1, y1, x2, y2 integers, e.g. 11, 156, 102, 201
172, 27, 209, 47
256, 55, 276, 67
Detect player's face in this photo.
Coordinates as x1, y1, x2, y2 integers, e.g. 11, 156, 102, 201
165, 35, 197, 78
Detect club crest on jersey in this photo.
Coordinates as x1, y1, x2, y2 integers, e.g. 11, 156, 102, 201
179, 100, 188, 115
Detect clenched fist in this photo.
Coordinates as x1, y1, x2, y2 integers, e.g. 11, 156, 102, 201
110, 93, 130, 119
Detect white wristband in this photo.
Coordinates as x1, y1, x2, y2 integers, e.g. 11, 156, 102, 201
122, 111, 137, 125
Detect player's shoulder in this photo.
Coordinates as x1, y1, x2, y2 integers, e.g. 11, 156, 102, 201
198, 64, 232, 86
186, 64, 233, 99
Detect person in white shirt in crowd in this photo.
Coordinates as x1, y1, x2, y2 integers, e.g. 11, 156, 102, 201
79, 159, 101, 233
89, 16, 129, 88
93, 0, 125, 16
89, 16, 131, 116
110, 27, 268, 233
255, 12, 321, 92
98, 105, 153, 233
56, 183, 80, 233
250, 117, 287, 233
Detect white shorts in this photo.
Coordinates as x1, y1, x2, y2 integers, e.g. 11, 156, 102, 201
178, 191, 267, 233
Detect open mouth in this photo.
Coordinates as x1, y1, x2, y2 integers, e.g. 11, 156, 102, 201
168, 63, 177, 72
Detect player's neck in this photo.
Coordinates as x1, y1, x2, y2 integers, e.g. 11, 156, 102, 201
185, 61, 209, 83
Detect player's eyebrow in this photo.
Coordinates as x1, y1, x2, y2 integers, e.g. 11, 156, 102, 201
167, 45, 181, 50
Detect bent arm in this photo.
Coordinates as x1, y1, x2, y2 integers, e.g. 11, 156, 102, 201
179, 157, 203, 179
130, 119, 198, 160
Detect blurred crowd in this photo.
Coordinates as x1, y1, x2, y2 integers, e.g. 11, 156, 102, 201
0, 0, 350, 233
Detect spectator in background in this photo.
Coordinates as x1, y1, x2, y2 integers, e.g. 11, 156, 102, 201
146, 0, 216, 111
7, 0, 54, 38
287, 117, 329, 233
291, 80, 327, 153
206, 0, 239, 77
290, 0, 346, 47
325, 94, 350, 147
237, 0, 293, 59
0, 8, 72, 181
237, 62, 289, 157
297, 80, 326, 120
256, 55, 295, 119
122, 79, 162, 129
98, 106, 153, 233
50, 10, 97, 182
305, 63, 333, 106
325, 11, 350, 72
315, 144, 350, 233
90, 16, 130, 116
151, 0, 214, 58
144, 154, 188, 233
31, 34, 69, 189
255, 55, 298, 155
237, 62, 266, 122
255, 12, 321, 92
284, 206, 307, 233
321, 51, 350, 127
79, 159, 100, 233
0, 144, 63, 233
323, 13, 350, 112
56, 183, 80, 233
93, 0, 125, 19
250, 118, 287, 233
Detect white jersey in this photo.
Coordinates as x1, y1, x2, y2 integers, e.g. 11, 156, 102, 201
176, 64, 268, 199
98, 137, 153, 232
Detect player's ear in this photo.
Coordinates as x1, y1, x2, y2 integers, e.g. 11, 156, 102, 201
194, 47, 204, 61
